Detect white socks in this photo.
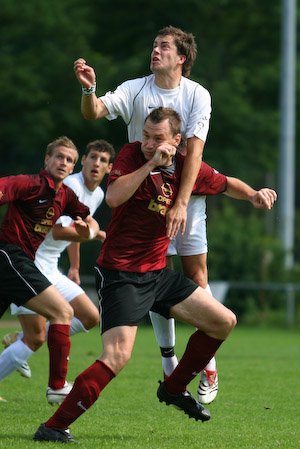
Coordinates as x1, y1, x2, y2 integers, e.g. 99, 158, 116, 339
0, 339, 34, 382
149, 283, 217, 376
45, 316, 88, 339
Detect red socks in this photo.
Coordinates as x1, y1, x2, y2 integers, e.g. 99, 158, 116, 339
47, 324, 71, 389
165, 330, 223, 395
46, 360, 115, 429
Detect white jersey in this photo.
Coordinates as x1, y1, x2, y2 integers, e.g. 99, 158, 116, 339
100, 73, 211, 256
34, 171, 104, 281
100, 74, 211, 143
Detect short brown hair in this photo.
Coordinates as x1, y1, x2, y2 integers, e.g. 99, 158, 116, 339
85, 139, 115, 161
156, 25, 197, 77
145, 107, 182, 136
45, 136, 79, 163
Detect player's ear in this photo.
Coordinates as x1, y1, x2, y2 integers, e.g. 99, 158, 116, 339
44, 154, 50, 168
107, 163, 113, 174
81, 155, 86, 166
175, 133, 181, 147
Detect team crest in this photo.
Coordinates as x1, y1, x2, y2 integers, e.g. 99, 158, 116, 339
161, 183, 173, 198
46, 207, 55, 219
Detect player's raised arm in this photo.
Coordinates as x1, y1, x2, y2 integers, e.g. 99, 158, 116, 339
224, 177, 277, 210
166, 136, 204, 239
73, 58, 109, 120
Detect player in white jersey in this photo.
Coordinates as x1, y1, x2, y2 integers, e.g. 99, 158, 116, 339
0, 140, 115, 404
74, 25, 218, 403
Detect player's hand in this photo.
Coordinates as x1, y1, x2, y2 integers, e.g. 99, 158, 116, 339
74, 58, 96, 88
152, 143, 176, 167
68, 267, 81, 285
251, 188, 277, 209
166, 203, 187, 239
74, 216, 90, 239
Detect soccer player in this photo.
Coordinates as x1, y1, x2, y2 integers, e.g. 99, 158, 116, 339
33, 108, 276, 444
0, 139, 114, 404
74, 25, 219, 402
0, 136, 99, 403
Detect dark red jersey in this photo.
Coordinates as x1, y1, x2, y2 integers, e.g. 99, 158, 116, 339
97, 142, 227, 272
0, 169, 90, 259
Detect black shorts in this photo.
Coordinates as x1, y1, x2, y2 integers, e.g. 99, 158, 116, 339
0, 242, 52, 318
95, 264, 198, 334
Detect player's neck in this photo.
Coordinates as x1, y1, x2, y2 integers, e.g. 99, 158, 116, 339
84, 178, 100, 192
154, 71, 182, 90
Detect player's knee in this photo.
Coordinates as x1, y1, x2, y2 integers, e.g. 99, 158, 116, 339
51, 301, 74, 324
220, 309, 237, 337
187, 267, 207, 288
82, 312, 100, 330
23, 332, 45, 351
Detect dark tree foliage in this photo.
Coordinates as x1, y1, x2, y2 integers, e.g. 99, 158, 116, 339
0, 0, 299, 285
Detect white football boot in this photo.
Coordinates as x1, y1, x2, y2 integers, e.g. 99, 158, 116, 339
197, 369, 218, 404
46, 381, 73, 405
2, 331, 32, 379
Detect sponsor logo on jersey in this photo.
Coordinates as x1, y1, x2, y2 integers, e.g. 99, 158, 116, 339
147, 183, 173, 216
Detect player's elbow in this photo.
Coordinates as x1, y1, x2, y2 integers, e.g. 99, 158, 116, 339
82, 110, 98, 120
105, 194, 118, 208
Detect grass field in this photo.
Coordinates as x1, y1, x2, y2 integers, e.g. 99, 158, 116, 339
0, 324, 299, 449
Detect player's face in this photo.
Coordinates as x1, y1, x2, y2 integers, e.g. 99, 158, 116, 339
81, 150, 112, 187
45, 146, 76, 184
150, 35, 186, 74
141, 119, 179, 161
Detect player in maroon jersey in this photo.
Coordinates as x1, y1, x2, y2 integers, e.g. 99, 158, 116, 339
0, 136, 99, 403
34, 110, 276, 443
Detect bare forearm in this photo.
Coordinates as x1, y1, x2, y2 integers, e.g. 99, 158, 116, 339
81, 95, 108, 120
67, 242, 80, 270
106, 159, 157, 208
224, 177, 277, 209
174, 136, 204, 207
224, 177, 256, 201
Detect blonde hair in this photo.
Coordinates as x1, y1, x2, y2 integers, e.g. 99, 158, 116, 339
45, 136, 79, 163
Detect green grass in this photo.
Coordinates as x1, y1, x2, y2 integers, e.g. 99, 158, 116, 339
0, 324, 299, 448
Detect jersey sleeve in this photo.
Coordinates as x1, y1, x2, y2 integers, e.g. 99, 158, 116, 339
0, 174, 36, 204
63, 188, 90, 220
185, 84, 211, 143
193, 162, 227, 195
107, 144, 141, 185
99, 78, 145, 125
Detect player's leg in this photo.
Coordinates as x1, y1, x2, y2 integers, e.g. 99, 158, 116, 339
69, 293, 99, 333
0, 311, 46, 382
180, 254, 218, 403
0, 304, 36, 379
155, 268, 235, 421
150, 242, 179, 377
33, 266, 154, 442
34, 325, 136, 443
149, 311, 178, 377
24, 286, 74, 403
44, 274, 100, 337
161, 287, 235, 405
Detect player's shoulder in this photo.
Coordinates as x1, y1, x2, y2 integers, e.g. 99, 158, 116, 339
121, 74, 152, 91
181, 76, 210, 97
63, 172, 83, 191
117, 142, 141, 158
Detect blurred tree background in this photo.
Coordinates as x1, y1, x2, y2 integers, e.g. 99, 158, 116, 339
0, 0, 299, 321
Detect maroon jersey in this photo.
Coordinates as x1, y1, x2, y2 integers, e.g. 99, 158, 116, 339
0, 169, 90, 259
97, 142, 227, 272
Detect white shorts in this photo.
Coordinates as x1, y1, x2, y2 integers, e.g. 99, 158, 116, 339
10, 271, 85, 316
167, 196, 207, 257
